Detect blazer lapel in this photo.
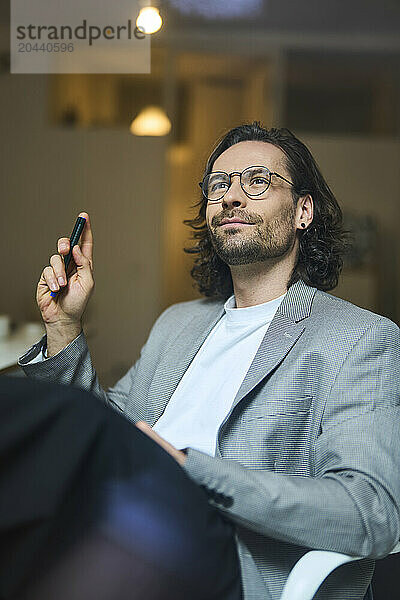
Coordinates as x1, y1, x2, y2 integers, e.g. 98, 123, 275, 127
148, 280, 317, 425
147, 301, 225, 425
230, 280, 317, 413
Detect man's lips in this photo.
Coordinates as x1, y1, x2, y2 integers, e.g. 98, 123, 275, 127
218, 218, 255, 227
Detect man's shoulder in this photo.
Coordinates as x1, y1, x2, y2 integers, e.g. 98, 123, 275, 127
151, 297, 224, 333
162, 297, 224, 318
312, 288, 399, 334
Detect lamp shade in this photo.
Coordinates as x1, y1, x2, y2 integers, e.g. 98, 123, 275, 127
130, 106, 171, 136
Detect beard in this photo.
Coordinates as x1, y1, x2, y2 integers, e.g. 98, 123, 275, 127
208, 203, 297, 266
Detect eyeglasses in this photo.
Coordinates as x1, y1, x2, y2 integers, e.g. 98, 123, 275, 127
199, 165, 294, 202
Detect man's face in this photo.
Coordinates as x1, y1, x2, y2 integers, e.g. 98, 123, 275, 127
205, 141, 299, 266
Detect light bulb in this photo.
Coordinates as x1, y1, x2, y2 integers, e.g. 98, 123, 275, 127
130, 106, 171, 136
136, 7, 163, 35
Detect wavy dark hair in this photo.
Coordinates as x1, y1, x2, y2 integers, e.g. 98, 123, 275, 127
184, 122, 348, 298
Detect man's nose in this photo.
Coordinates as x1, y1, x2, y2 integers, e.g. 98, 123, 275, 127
221, 174, 247, 209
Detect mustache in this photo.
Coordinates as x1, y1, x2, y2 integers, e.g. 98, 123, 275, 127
211, 210, 263, 227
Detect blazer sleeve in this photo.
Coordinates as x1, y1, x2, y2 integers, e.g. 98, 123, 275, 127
18, 331, 139, 413
18, 305, 177, 414
183, 317, 400, 559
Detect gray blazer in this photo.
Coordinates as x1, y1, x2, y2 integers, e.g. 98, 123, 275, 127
19, 280, 400, 600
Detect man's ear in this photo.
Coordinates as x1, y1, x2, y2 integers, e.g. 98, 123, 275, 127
296, 194, 313, 231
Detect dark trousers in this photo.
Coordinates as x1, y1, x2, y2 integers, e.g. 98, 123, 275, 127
371, 552, 400, 600
0, 376, 242, 600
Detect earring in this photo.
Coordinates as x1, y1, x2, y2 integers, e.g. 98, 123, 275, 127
301, 223, 306, 228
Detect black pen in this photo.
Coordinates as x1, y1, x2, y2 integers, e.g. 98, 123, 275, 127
50, 216, 86, 297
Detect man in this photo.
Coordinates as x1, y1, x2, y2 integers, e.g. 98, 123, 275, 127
19, 122, 400, 600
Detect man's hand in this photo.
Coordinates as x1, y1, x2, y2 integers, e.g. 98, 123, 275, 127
136, 421, 187, 467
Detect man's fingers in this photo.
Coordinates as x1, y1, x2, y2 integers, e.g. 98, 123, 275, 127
136, 421, 167, 446
136, 422, 186, 466
72, 244, 92, 272
57, 238, 70, 255
49, 254, 67, 287
136, 421, 154, 435
77, 211, 93, 265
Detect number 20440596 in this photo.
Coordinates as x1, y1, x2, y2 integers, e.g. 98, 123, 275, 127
18, 42, 74, 52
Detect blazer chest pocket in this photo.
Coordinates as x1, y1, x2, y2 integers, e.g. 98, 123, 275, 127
237, 396, 313, 472
242, 395, 312, 421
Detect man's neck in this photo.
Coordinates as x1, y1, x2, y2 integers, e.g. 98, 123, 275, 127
230, 259, 293, 308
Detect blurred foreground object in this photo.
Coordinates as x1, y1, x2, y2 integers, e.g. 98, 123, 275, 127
0, 376, 241, 600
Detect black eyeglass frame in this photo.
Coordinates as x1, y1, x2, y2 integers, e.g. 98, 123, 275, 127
198, 165, 294, 202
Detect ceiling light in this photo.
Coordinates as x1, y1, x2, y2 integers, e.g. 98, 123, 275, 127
136, 6, 163, 34
130, 106, 171, 136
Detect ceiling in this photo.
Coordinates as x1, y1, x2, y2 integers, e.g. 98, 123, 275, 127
164, 0, 400, 35
1, 0, 399, 54
2, 0, 400, 33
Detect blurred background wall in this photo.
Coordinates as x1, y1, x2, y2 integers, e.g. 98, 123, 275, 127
0, 0, 399, 387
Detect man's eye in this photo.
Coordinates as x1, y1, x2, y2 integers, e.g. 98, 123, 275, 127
211, 181, 228, 191
250, 177, 268, 185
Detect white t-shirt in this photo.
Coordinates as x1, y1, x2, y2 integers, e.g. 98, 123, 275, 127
153, 293, 286, 456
